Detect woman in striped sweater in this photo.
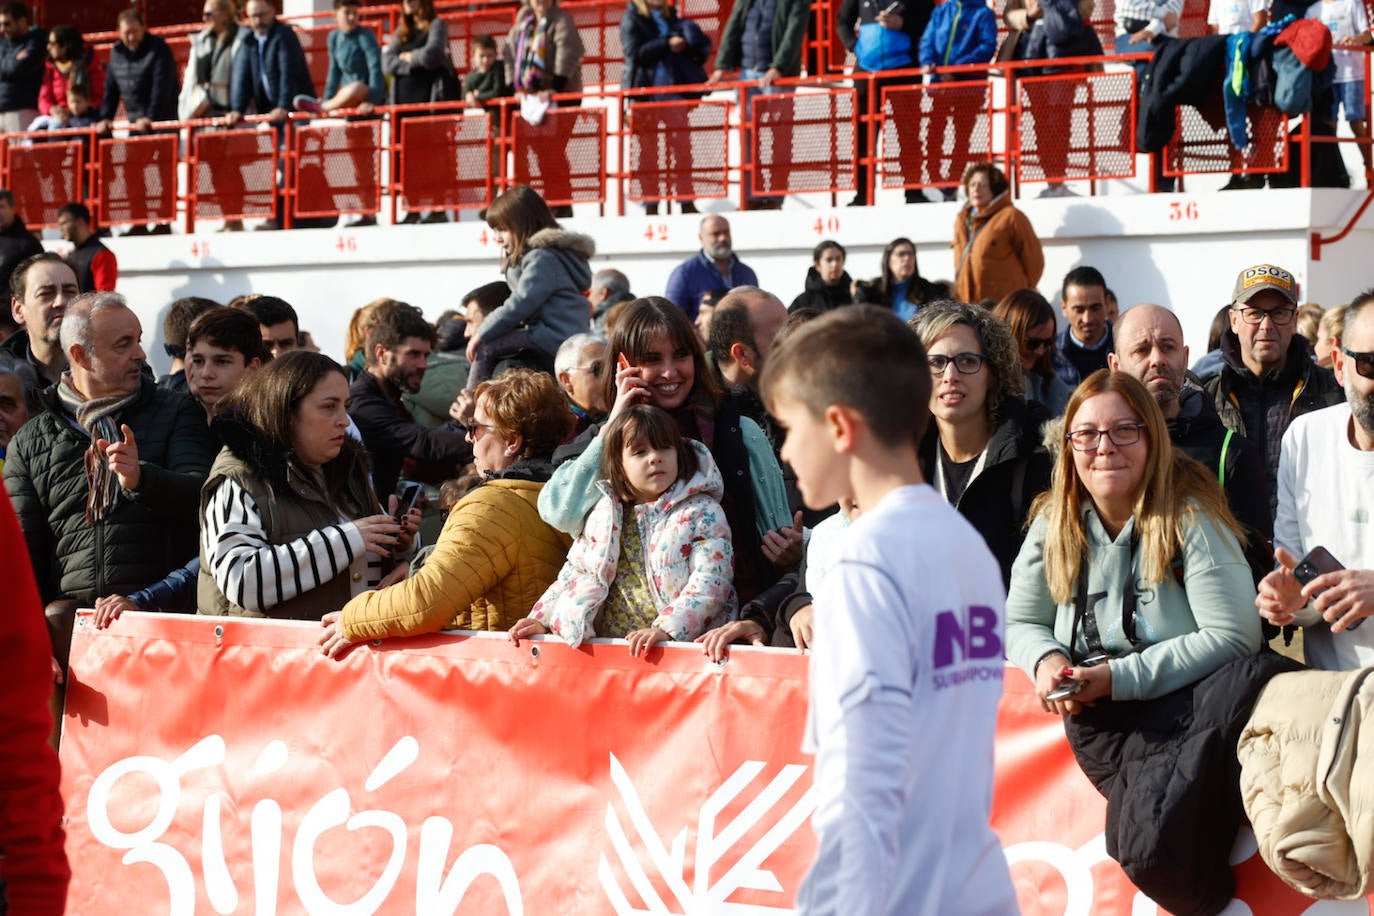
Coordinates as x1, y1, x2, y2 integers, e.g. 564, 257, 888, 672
197, 351, 417, 620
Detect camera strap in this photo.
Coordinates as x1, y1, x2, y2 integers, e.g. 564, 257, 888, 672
1069, 530, 1145, 662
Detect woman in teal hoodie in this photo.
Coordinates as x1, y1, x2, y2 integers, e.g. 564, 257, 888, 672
1006, 370, 1262, 713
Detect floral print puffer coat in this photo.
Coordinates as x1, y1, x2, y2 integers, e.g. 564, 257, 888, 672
531, 440, 736, 647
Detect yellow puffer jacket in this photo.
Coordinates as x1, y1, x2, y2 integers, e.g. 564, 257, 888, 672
340, 477, 571, 640
1238, 667, 1374, 900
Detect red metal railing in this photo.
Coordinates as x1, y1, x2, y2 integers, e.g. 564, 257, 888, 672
4, 51, 1368, 232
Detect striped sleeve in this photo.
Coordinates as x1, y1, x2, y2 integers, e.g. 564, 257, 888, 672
202, 478, 366, 614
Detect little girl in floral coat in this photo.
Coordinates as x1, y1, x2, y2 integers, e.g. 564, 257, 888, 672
510, 404, 736, 654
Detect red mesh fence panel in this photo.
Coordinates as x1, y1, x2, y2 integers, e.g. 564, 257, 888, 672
626, 99, 730, 202
192, 128, 279, 222
4, 138, 84, 230
750, 89, 857, 196
1179, 0, 1212, 39
98, 134, 178, 226
294, 120, 384, 218
297, 26, 335, 96
1164, 103, 1288, 176
511, 106, 607, 205
565, 1, 623, 88
1015, 71, 1136, 185
398, 112, 495, 211
880, 81, 993, 190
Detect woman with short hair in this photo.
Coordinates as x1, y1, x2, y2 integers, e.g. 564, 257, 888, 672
952, 162, 1044, 305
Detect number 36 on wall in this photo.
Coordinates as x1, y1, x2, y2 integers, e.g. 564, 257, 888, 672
1168, 200, 1199, 221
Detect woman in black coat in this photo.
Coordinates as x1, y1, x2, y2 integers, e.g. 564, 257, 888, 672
789, 240, 854, 313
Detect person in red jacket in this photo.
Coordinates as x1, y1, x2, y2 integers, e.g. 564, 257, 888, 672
57, 202, 117, 292
0, 493, 69, 914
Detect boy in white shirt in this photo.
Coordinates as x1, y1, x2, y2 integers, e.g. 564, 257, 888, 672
1308, 0, 1373, 181
760, 305, 1017, 915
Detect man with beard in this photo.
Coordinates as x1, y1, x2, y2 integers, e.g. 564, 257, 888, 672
1109, 302, 1272, 579
1, 253, 79, 389
664, 215, 758, 320
1256, 291, 1374, 671
1206, 263, 1342, 520
349, 302, 471, 502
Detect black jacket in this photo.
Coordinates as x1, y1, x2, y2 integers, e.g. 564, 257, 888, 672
347, 369, 472, 504
0, 216, 43, 304
620, 4, 712, 94
99, 33, 178, 122
789, 267, 854, 314
1138, 35, 1229, 153
2, 378, 216, 604
918, 396, 1052, 587
1065, 651, 1302, 916
1205, 331, 1342, 517
0, 26, 45, 112
1170, 384, 1271, 540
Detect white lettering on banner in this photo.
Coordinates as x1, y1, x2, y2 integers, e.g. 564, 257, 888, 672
83, 734, 524, 915
598, 753, 816, 914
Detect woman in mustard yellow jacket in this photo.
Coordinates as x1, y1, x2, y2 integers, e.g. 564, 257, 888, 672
319, 370, 574, 655
952, 162, 1044, 305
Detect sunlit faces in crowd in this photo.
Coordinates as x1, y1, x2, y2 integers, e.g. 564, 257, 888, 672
1065, 391, 1150, 523
1062, 281, 1108, 348
187, 341, 261, 412
290, 370, 352, 468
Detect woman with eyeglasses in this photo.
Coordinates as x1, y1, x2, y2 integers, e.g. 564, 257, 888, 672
1005, 370, 1268, 914
320, 369, 575, 656
1008, 368, 1261, 711
910, 301, 1052, 587
993, 287, 1072, 416
39, 24, 103, 121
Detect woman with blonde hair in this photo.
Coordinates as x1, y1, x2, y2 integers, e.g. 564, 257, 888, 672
1005, 369, 1279, 916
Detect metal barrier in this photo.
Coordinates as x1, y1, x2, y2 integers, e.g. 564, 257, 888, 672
1016, 71, 1136, 186
5, 53, 1365, 230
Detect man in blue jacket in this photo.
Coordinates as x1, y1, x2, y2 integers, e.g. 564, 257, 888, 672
838, 0, 933, 205
227, 0, 320, 230
0, 2, 44, 134
227, 0, 315, 128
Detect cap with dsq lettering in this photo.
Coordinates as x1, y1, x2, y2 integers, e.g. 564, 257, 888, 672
1232, 264, 1299, 306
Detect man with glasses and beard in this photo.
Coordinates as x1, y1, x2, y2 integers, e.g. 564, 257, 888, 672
1109, 302, 1272, 580
1205, 264, 1342, 518
1256, 290, 1374, 670
348, 302, 471, 502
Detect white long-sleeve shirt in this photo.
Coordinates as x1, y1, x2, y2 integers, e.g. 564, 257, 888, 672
796, 485, 1016, 915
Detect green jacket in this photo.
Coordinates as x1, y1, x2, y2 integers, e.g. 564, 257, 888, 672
1006, 505, 1263, 701
4, 379, 216, 604
714, 0, 811, 76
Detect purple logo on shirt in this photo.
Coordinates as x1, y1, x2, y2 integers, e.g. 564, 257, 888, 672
932, 605, 1003, 670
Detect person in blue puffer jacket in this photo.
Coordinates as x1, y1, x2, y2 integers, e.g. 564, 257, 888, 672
918, 0, 997, 197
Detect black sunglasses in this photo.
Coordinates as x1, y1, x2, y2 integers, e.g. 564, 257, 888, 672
1024, 335, 1054, 352
1343, 346, 1374, 379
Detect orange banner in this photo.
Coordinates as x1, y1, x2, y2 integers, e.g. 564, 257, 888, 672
58, 613, 1371, 914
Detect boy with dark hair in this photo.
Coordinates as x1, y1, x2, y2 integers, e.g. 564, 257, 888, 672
158, 296, 218, 392
759, 305, 1016, 915
185, 306, 265, 418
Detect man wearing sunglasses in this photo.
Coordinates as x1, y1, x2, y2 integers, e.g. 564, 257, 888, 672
1205, 263, 1342, 519
1257, 290, 1374, 670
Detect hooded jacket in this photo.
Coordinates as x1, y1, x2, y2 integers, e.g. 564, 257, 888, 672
531, 440, 737, 646
918, 396, 1052, 587
479, 227, 595, 358
4, 377, 216, 605
952, 191, 1045, 304
789, 266, 854, 313
919, 0, 999, 68
341, 457, 572, 639
1239, 666, 1374, 901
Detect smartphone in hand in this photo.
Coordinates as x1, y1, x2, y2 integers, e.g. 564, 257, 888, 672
395, 481, 423, 523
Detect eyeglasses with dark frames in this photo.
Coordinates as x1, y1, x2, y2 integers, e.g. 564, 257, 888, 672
1023, 336, 1054, 352
1065, 422, 1146, 452
928, 352, 989, 375
1342, 346, 1374, 379
1231, 305, 1296, 326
